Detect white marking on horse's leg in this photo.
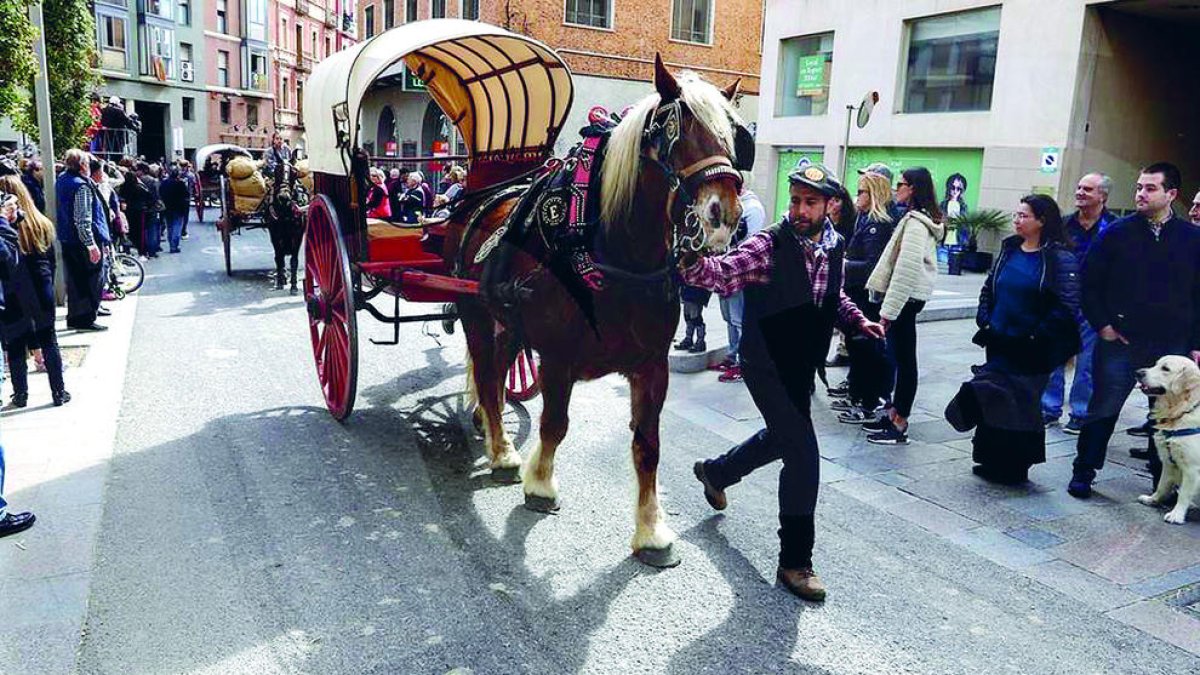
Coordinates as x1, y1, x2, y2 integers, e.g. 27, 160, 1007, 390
630, 488, 676, 551
477, 400, 521, 469
522, 442, 559, 499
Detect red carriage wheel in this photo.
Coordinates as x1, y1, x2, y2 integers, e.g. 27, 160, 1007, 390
304, 195, 359, 421
505, 347, 540, 402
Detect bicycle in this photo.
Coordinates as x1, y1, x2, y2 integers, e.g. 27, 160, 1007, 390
105, 239, 145, 299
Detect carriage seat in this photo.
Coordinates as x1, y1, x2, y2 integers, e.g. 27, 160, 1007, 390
366, 217, 434, 263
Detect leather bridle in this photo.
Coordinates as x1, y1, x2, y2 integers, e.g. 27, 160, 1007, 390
640, 99, 743, 257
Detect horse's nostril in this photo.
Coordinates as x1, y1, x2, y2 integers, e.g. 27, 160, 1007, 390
708, 201, 722, 221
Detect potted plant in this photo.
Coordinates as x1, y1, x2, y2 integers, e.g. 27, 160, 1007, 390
946, 209, 1009, 273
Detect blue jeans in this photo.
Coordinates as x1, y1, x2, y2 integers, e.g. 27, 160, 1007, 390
1042, 322, 1097, 421
1, 347, 8, 516
166, 212, 185, 252
1073, 339, 1169, 483
719, 292, 744, 363
146, 213, 163, 255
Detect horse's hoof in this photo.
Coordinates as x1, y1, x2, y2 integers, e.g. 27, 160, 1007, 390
289, 287, 298, 296
635, 544, 681, 569
524, 493, 561, 513
471, 408, 484, 432
491, 466, 522, 484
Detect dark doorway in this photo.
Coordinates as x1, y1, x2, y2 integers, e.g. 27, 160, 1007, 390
134, 100, 169, 163
1077, 2, 1200, 210
377, 105, 397, 156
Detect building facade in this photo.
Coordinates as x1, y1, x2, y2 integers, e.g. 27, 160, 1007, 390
0, 0, 358, 158
353, 0, 762, 163
271, 0, 358, 150
91, 0, 210, 162
756, 0, 1200, 223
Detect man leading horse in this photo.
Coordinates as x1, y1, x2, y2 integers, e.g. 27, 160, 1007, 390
685, 160, 885, 602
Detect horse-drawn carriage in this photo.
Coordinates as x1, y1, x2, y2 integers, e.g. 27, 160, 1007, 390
197, 143, 309, 288
301, 19, 748, 567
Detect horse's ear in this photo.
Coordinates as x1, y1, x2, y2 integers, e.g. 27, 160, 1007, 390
721, 78, 741, 102
653, 53, 681, 101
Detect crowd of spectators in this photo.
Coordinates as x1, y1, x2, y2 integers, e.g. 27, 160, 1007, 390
365, 163, 466, 224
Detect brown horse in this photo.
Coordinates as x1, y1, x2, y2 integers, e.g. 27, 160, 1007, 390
451, 56, 745, 567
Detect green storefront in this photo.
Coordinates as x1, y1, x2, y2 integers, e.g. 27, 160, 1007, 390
774, 146, 984, 237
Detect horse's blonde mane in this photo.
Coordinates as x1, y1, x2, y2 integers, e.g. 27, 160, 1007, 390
599, 72, 742, 228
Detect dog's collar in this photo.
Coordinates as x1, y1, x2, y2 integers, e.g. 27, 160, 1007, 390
1156, 427, 1200, 438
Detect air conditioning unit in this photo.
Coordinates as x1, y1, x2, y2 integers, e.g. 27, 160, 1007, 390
180, 61, 194, 82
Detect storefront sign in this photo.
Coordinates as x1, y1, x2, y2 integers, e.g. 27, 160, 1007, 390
403, 67, 427, 92
795, 55, 826, 97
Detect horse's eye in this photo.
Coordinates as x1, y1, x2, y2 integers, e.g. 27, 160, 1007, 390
1164, 366, 1171, 372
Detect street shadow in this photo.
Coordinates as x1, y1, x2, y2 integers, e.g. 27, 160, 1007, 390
667, 516, 829, 675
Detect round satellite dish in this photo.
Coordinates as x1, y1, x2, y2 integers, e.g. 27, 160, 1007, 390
856, 91, 879, 129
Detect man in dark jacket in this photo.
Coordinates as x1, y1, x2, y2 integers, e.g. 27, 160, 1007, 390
0, 203, 37, 539
55, 149, 108, 331
1069, 162, 1200, 498
1042, 173, 1118, 433
159, 168, 190, 253
682, 160, 884, 602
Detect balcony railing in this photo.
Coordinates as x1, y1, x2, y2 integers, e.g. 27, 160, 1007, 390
295, 57, 313, 72
324, 8, 337, 27
89, 127, 138, 159
296, 0, 310, 16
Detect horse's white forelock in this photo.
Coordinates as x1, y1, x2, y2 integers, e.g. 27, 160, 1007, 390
599, 71, 742, 229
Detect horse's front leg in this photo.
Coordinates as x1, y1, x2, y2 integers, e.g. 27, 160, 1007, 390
523, 360, 573, 512
628, 361, 679, 567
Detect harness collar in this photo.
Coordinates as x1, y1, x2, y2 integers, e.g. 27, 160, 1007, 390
1158, 427, 1200, 439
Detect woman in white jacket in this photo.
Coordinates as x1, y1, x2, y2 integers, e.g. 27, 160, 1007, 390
863, 167, 945, 444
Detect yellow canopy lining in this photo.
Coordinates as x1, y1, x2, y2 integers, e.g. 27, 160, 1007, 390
402, 35, 572, 158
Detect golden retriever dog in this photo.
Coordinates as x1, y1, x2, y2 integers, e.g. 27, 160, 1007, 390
1135, 355, 1200, 524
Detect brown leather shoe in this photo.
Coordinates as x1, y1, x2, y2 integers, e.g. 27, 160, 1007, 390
776, 567, 827, 602
693, 461, 727, 511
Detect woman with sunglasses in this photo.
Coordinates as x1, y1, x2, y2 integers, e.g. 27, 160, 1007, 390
863, 167, 946, 444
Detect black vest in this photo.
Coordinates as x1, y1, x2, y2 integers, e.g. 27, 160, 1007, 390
741, 223, 843, 381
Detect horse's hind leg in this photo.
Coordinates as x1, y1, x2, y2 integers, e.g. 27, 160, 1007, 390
271, 231, 286, 290
461, 303, 522, 481
628, 361, 679, 567
523, 359, 573, 512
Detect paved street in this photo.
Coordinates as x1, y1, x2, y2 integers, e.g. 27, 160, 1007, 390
4, 219, 1200, 674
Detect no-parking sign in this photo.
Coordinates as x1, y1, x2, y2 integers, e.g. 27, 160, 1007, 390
1041, 147, 1060, 173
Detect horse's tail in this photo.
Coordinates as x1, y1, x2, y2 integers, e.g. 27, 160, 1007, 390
464, 347, 478, 408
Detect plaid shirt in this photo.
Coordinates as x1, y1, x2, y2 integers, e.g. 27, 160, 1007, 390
682, 220, 866, 330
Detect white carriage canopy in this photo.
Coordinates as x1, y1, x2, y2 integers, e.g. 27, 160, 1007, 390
303, 19, 575, 177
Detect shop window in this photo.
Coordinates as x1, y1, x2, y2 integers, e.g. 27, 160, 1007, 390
903, 6, 1001, 113
96, 12, 128, 70
671, 0, 711, 45
565, 0, 608, 29
775, 32, 833, 117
